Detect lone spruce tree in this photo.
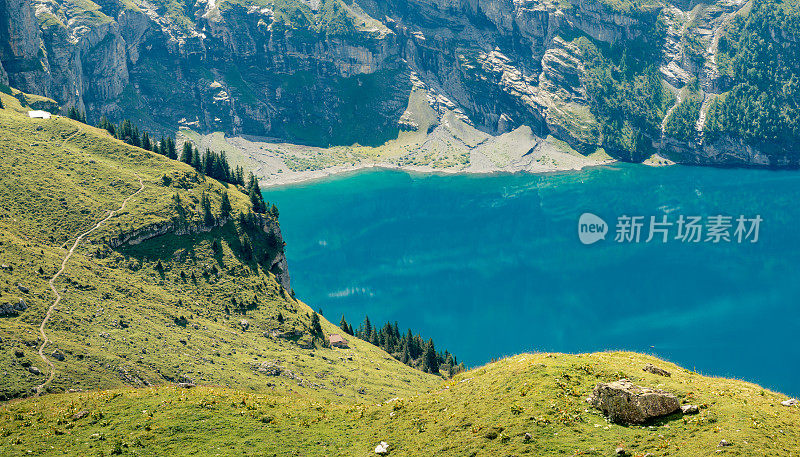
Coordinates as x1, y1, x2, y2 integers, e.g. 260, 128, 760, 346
311, 312, 323, 338
220, 191, 232, 217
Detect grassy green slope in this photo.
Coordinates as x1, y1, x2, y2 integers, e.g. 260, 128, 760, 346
1, 352, 797, 456
0, 91, 438, 402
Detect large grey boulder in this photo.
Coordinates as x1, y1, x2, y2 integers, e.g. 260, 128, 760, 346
643, 363, 671, 377
588, 379, 680, 424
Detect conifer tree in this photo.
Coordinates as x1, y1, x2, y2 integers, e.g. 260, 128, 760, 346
131, 126, 141, 147
361, 316, 372, 340
181, 142, 193, 164
340, 316, 351, 335
191, 146, 202, 171
311, 312, 324, 338
246, 173, 266, 213
220, 191, 232, 217
167, 137, 177, 159
422, 338, 439, 374
234, 166, 245, 186
118, 120, 135, 145
241, 233, 253, 260
201, 193, 214, 226
141, 132, 152, 151
98, 116, 115, 136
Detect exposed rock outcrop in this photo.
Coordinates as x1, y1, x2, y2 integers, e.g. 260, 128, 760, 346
642, 363, 671, 377
100, 212, 290, 290
588, 379, 681, 424
0, 0, 791, 166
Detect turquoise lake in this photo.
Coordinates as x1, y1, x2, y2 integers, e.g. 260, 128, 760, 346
265, 164, 800, 396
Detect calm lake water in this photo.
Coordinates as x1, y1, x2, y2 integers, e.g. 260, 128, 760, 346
265, 164, 800, 395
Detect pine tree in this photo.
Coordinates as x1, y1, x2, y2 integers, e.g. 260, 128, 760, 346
66, 106, 85, 122
141, 132, 152, 151
181, 142, 193, 164
201, 193, 214, 226
131, 126, 141, 147
167, 137, 177, 159
99, 116, 115, 136
361, 316, 372, 340
191, 146, 202, 171
340, 316, 351, 335
310, 312, 323, 338
422, 338, 439, 374
401, 340, 410, 364
220, 191, 232, 217
235, 166, 245, 186
0, 96, 4, 109
219, 151, 231, 182
118, 120, 136, 145
241, 234, 253, 260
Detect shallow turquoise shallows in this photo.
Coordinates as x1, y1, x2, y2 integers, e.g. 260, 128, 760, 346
265, 164, 800, 396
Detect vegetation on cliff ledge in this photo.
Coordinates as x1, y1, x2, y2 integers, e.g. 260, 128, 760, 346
705, 0, 800, 154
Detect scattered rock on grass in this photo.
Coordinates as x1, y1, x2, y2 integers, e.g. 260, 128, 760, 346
72, 410, 90, 421
589, 379, 680, 424
257, 361, 283, 376
17, 284, 29, 293
523, 432, 532, 442
177, 382, 195, 388
239, 319, 249, 331
374, 441, 389, 454
643, 363, 671, 377
51, 350, 65, 361
718, 439, 732, 447
615, 448, 630, 456
28, 366, 41, 375
681, 404, 700, 414
781, 399, 798, 407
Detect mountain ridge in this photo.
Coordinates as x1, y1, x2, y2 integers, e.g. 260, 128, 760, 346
1, 0, 798, 171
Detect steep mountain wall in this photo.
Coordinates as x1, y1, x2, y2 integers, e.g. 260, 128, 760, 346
1, 0, 797, 165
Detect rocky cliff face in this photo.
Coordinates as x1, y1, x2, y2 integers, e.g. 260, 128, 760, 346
0, 0, 795, 166
99, 212, 291, 291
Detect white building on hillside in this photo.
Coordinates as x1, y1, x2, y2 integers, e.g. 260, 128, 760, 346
28, 110, 52, 119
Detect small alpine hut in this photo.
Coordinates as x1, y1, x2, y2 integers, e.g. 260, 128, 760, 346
328, 333, 349, 348
28, 110, 52, 119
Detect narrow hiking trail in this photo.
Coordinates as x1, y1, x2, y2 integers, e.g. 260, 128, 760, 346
35, 174, 145, 396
